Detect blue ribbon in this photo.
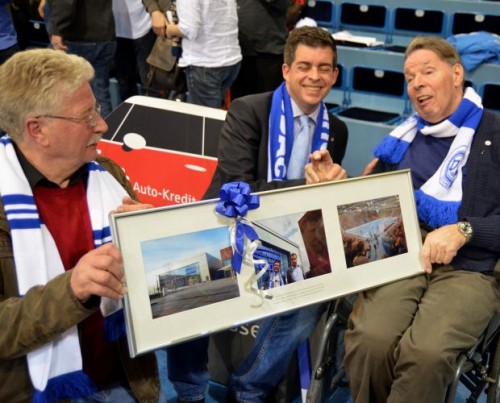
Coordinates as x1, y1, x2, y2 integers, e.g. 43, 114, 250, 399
215, 182, 260, 273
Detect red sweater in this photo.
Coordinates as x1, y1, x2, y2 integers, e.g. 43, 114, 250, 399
33, 181, 122, 387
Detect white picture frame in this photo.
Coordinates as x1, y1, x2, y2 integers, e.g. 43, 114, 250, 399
110, 170, 423, 357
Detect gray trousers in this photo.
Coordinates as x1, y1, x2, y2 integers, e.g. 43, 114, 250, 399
344, 266, 500, 403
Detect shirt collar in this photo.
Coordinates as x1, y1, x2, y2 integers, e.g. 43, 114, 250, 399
14, 143, 88, 189
290, 99, 320, 125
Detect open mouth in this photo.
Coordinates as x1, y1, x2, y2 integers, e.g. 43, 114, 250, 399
87, 137, 101, 147
417, 95, 432, 104
303, 84, 322, 93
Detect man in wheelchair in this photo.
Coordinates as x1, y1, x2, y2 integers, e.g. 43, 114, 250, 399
342, 36, 500, 402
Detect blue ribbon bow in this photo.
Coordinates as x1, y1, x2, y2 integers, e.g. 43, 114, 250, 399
215, 182, 260, 273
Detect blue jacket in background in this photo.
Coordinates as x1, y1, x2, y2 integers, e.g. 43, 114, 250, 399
0, 1, 17, 51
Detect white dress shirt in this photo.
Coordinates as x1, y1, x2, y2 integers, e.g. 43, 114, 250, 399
112, 0, 151, 39
176, 0, 242, 68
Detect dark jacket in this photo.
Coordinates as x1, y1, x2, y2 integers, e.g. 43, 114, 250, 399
0, 155, 160, 403
47, 0, 115, 42
237, 0, 290, 56
204, 91, 349, 198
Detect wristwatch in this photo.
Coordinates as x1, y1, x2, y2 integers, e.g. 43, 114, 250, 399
457, 221, 473, 242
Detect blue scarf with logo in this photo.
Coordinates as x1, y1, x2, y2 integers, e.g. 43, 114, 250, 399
374, 87, 483, 228
268, 82, 330, 181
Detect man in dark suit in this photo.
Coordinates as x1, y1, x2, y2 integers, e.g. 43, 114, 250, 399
166, 26, 348, 403
205, 26, 347, 198
209, 26, 348, 402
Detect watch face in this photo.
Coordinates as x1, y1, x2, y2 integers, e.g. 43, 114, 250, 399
458, 221, 472, 236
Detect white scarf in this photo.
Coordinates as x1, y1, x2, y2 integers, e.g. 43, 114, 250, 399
0, 135, 127, 402
374, 87, 483, 228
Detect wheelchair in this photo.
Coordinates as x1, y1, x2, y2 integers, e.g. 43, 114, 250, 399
306, 296, 354, 403
445, 312, 500, 403
306, 297, 500, 403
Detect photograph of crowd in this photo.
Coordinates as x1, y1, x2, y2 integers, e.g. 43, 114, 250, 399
338, 195, 408, 268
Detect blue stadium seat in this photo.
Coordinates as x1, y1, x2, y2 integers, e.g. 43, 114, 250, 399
449, 11, 500, 36
386, 7, 447, 51
480, 83, 500, 112
337, 65, 410, 124
341, 119, 393, 176
303, 0, 336, 30
324, 1, 500, 177
337, 2, 390, 43
325, 63, 347, 113
464, 62, 500, 111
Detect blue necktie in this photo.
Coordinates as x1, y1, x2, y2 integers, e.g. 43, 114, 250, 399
287, 115, 311, 179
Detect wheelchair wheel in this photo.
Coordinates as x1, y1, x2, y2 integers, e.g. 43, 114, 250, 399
487, 336, 500, 403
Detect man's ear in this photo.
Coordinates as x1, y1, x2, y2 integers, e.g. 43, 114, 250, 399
25, 117, 49, 146
453, 63, 464, 89
282, 63, 290, 81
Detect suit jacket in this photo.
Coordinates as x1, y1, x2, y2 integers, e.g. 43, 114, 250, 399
204, 91, 349, 199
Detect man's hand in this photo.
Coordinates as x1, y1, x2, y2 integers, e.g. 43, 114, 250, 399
110, 195, 153, 214
421, 224, 467, 273
70, 243, 126, 303
362, 158, 379, 176
50, 35, 68, 51
150, 10, 167, 37
304, 149, 347, 184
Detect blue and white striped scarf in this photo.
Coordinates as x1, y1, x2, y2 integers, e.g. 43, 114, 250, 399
268, 82, 330, 181
374, 87, 483, 228
0, 135, 127, 402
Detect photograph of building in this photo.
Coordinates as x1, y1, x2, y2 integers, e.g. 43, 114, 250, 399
140, 227, 240, 319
